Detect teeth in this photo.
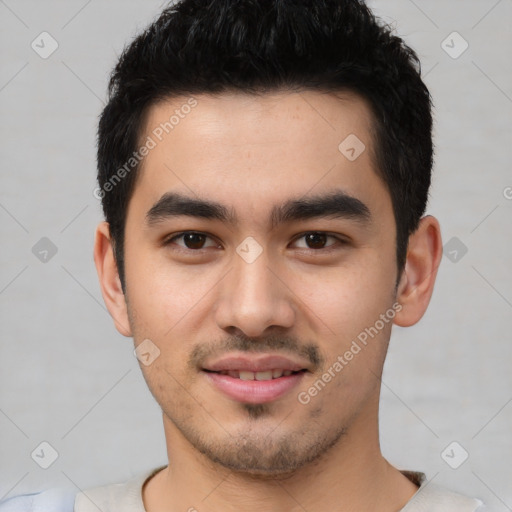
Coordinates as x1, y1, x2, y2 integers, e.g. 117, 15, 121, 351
255, 371, 273, 381
224, 369, 296, 380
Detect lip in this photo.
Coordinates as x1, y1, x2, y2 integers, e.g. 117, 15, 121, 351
203, 370, 307, 404
201, 354, 311, 403
202, 354, 310, 373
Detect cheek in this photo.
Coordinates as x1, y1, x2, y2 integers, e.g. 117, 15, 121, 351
126, 248, 220, 337
137, 351, 199, 423
292, 255, 396, 405
294, 256, 395, 343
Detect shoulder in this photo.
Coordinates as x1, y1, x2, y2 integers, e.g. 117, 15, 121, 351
0, 488, 77, 512
74, 478, 142, 512
402, 481, 486, 512
74, 466, 165, 512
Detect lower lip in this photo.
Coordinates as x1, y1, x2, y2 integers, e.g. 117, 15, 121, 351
203, 371, 306, 404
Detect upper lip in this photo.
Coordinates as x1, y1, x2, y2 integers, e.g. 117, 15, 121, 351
202, 354, 311, 373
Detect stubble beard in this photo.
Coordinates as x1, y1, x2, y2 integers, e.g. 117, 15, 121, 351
165, 400, 348, 480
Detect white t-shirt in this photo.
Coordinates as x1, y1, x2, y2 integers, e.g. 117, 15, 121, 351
0, 467, 487, 511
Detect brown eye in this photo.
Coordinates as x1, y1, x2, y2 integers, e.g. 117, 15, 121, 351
292, 232, 341, 250
304, 232, 328, 249
165, 232, 219, 251
182, 233, 207, 249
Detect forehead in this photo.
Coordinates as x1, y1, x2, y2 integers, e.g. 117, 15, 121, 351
140, 89, 376, 160
131, 90, 390, 229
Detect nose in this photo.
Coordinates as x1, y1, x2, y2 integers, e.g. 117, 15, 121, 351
214, 248, 295, 338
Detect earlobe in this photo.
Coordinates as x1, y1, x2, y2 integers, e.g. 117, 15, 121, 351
393, 215, 443, 327
93, 221, 132, 337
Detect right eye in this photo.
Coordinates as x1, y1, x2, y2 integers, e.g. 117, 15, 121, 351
163, 231, 221, 252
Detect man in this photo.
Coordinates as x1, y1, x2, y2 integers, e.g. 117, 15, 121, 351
0, 0, 487, 510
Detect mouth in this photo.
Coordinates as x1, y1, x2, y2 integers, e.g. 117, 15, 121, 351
203, 368, 306, 380
201, 353, 311, 404
201, 368, 308, 404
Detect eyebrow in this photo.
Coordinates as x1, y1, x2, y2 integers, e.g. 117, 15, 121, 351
145, 189, 371, 229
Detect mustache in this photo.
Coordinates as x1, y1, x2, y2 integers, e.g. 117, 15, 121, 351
188, 332, 324, 371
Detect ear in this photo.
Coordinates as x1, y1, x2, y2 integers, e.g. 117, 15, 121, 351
394, 215, 443, 327
93, 221, 132, 337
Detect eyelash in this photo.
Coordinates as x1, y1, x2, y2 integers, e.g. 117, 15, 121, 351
163, 231, 347, 254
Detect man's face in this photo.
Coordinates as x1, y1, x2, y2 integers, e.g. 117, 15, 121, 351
122, 90, 400, 475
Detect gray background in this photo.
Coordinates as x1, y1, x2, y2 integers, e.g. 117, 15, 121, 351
1, 0, 511, 509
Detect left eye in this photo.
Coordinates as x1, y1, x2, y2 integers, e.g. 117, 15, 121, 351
165, 231, 341, 251
291, 232, 341, 250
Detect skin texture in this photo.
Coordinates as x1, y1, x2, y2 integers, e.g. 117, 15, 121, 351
94, 90, 443, 511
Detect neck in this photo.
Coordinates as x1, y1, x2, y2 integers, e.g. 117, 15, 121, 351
143, 402, 418, 512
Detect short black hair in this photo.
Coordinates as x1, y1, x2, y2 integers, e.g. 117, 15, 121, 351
97, 0, 433, 292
